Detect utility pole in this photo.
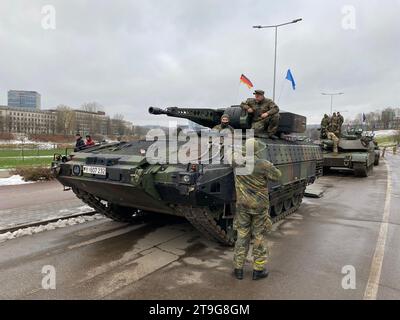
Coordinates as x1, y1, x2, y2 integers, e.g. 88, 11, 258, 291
253, 18, 302, 101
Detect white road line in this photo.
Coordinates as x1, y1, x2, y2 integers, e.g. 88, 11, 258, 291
363, 161, 392, 300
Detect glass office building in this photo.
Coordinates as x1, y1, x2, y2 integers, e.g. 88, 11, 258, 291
7, 90, 41, 110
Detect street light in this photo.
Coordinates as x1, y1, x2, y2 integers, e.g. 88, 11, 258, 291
253, 18, 303, 101
321, 92, 344, 115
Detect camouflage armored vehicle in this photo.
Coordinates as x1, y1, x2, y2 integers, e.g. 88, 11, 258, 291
52, 106, 323, 245
321, 128, 376, 177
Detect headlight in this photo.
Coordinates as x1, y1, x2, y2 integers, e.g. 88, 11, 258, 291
182, 175, 191, 183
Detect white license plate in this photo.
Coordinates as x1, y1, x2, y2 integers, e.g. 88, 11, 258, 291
83, 166, 106, 176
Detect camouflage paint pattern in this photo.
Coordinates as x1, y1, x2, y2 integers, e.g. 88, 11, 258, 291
233, 158, 281, 270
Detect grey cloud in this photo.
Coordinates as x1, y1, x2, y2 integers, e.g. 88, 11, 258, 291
0, 0, 399, 126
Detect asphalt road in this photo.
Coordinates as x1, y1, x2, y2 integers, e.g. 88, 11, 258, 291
0, 153, 399, 299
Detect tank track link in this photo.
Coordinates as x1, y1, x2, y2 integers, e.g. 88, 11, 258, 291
72, 188, 148, 223
176, 195, 303, 246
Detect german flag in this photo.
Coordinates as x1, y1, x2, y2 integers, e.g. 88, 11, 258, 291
240, 74, 254, 89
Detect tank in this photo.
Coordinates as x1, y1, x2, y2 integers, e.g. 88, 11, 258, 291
320, 128, 376, 177
52, 106, 323, 245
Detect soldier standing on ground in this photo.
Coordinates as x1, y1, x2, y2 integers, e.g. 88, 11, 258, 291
231, 138, 282, 280
240, 90, 280, 137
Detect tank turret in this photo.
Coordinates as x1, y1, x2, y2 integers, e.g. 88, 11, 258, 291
149, 106, 306, 134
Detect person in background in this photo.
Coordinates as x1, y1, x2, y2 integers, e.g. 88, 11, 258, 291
74, 133, 85, 151
85, 135, 95, 146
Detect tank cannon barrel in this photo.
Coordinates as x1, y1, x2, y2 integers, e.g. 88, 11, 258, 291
149, 106, 226, 128
148, 107, 169, 115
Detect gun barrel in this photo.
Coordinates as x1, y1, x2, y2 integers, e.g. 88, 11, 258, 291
148, 107, 168, 115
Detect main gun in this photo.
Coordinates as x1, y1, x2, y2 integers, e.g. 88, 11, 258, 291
149, 106, 227, 129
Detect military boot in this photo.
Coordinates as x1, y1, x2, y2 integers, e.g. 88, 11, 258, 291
252, 268, 269, 280
233, 269, 244, 280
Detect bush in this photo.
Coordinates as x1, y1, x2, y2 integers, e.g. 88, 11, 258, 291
12, 166, 54, 182
0, 132, 15, 141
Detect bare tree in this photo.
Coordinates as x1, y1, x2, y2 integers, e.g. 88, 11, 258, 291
81, 102, 104, 113
56, 105, 76, 136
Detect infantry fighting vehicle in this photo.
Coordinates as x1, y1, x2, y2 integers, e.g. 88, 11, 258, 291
52, 106, 323, 245
320, 128, 376, 177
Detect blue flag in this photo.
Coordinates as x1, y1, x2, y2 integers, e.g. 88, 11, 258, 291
286, 69, 296, 90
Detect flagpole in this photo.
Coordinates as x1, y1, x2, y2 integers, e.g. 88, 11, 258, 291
277, 78, 287, 104
236, 79, 242, 104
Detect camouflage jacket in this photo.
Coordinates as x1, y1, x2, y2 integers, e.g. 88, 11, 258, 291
212, 124, 234, 132
235, 159, 282, 214
321, 117, 330, 129
240, 98, 279, 122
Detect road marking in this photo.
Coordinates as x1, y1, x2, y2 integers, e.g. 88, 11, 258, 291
363, 161, 392, 300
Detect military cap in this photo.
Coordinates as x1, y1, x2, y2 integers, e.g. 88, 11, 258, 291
253, 90, 265, 95
221, 113, 230, 120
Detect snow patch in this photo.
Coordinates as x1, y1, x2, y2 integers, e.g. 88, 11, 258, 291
0, 175, 34, 186
0, 214, 104, 243
369, 130, 400, 138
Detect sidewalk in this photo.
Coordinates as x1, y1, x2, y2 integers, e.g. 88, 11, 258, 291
0, 180, 94, 230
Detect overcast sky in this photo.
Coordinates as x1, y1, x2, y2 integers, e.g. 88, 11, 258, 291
0, 0, 399, 125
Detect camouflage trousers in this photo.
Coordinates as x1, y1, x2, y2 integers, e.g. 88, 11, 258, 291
233, 209, 272, 271
251, 114, 280, 136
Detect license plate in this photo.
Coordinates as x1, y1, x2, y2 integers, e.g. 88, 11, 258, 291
83, 166, 106, 176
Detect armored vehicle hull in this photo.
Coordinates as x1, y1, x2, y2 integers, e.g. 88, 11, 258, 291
321, 132, 376, 177
53, 106, 323, 245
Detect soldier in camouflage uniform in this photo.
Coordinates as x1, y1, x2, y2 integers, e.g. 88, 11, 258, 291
212, 114, 234, 132
337, 112, 344, 135
240, 90, 280, 137
320, 114, 330, 139
231, 138, 282, 280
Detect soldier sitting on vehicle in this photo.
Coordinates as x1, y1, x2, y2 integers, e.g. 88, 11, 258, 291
212, 114, 234, 132
240, 90, 280, 137
326, 121, 340, 155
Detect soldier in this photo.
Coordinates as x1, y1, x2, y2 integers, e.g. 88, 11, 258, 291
212, 114, 234, 132
337, 112, 344, 135
231, 138, 282, 280
240, 90, 280, 137
327, 132, 339, 154
320, 114, 330, 139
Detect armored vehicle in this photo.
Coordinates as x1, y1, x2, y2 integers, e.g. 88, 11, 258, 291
321, 128, 376, 177
52, 106, 323, 245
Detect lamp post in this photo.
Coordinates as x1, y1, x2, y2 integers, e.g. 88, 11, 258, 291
321, 92, 344, 115
253, 18, 302, 101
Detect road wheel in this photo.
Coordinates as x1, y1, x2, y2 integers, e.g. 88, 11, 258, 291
283, 199, 292, 211
272, 202, 283, 217
292, 195, 301, 207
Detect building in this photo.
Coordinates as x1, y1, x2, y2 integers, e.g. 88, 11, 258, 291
0, 105, 56, 134
0, 105, 134, 136
8, 90, 41, 110
73, 110, 110, 136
